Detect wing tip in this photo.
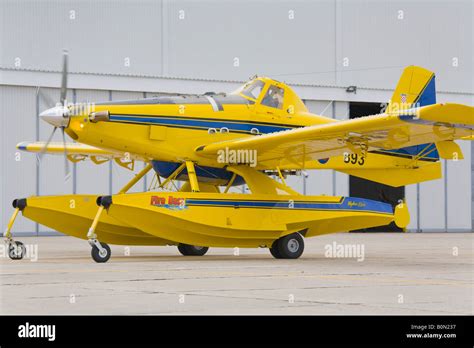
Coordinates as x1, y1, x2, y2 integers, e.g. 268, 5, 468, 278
16, 142, 29, 151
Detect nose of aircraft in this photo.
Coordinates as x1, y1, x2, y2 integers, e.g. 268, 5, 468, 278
39, 105, 70, 127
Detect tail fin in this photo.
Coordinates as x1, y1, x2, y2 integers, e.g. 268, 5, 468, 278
333, 66, 468, 185
327, 66, 467, 186
385, 66, 439, 161
388, 66, 436, 112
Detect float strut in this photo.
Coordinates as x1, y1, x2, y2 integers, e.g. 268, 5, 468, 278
276, 167, 287, 186
185, 161, 200, 192
118, 163, 153, 194
159, 162, 186, 189
223, 173, 237, 193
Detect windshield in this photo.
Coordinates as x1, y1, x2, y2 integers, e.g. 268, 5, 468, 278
241, 80, 265, 100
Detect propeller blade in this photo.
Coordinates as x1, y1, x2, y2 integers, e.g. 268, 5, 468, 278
36, 87, 57, 109
37, 126, 58, 164
61, 127, 71, 182
60, 50, 68, 106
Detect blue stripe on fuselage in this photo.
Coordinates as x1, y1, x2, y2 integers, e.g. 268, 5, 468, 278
109, 114, 294, 134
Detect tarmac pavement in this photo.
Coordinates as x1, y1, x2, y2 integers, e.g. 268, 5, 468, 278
0, 233, 472, 315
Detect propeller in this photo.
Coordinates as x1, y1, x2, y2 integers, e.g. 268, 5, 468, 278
60, 49, 68, 106
36, 86, 56, 109
36, 126, 57, 164
37, 50, 71, 182
61, 125, 71, 182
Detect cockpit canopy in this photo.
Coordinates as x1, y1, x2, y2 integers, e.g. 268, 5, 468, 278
233, 77, 307, 114
241, 80, 265, 100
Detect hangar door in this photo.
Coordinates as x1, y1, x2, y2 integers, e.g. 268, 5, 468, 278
349, 102, 404, 232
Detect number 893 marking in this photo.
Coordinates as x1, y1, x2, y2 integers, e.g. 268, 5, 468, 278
343, 152, 365, 165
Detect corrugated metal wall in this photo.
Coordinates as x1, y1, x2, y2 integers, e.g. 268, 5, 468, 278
0, 86, 37, 234
1, 0, 163, 76
1, 0, 472, 92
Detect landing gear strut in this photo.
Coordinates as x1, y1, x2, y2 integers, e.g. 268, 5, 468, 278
86, 204, 109, 263
178, 244, 209, 256
269, 232, 304, 259
85, 164, 154, 263
4, 199, 27, 260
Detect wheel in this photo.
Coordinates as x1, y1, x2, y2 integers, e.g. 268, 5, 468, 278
8, 241, 26, 260
269, 242, 282, 259
177, 244, 209, 256
275, 233, 304, 259
91, 242, 111, 263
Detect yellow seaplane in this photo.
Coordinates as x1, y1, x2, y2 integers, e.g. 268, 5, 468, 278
4, 52, 474, 262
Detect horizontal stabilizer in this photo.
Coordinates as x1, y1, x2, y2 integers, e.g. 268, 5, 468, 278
340, 162, 441, 187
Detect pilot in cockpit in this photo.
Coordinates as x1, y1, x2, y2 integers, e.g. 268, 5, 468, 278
262, 85, 284, 109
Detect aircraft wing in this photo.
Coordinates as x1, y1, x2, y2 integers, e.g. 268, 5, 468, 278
17, 142, 115, 156
17, 141, 146, 168
195, 103, 474, 168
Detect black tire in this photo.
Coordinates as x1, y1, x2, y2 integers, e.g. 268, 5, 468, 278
269, 242, 282, 259
275, 233, 304, 259
91, 242, 111, 263
177, 244, 209, 256
8, 241, 26, 260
